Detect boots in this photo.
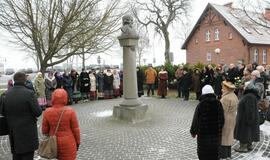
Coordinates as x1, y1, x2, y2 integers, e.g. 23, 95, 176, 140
234, 143, 248, 153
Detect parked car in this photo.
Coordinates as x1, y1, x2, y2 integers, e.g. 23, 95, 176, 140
5, 68, 15, 75
18, 69, 26, 73
26, 68, 33, 74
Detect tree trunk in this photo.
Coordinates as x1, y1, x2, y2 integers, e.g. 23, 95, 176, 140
138, 51, 142, 66
82, 52, 85, 70
40, 64, 47, 76
164, 31, 171, 64
36, 56, 40, 71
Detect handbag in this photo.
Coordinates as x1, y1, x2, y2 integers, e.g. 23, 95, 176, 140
37, 108, 66, 159
0, 93, 8, 136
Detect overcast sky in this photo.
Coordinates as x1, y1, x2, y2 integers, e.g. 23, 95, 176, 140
0, 0, 236, 70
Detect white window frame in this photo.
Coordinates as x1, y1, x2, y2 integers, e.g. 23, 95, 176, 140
205, 30, 210, 42
254, 49, 259, 63
263, 49, 267, 64
214, 28, 220, 41
207, 52, 212, 62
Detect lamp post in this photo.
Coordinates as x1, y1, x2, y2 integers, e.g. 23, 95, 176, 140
215, 48, 221, 65
97, 56, 101, 70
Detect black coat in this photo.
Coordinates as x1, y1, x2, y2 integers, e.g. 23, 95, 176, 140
97, 72, 105, 92
201, 69, 214, 86
190, 94, 224, 160
180, 72, 192, 92
79, 72, 90, 93
3, 84, 42, 154
137, 69, 145, 96
234, 89, 260, 143
214, 73, 223, 97
103, 74, 114, 90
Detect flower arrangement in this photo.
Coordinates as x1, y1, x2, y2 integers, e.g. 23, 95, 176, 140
201, 75, 208, 83
234, 76, 242, 88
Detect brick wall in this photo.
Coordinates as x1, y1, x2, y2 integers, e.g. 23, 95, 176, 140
185, 9, 270, 65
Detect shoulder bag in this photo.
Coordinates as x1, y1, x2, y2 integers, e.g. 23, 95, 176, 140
37, 108, 66, 159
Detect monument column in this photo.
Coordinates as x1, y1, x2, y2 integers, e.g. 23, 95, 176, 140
113, 15, 148, 123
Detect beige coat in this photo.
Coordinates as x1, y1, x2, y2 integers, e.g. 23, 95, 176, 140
220, 91, 238, 146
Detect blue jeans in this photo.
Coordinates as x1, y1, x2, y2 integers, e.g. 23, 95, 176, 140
147, 84, 155, 95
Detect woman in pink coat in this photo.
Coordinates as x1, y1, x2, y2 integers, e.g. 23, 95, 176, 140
42, 89, 80, 160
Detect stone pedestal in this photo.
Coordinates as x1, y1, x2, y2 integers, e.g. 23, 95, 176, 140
113, 28, 148, 123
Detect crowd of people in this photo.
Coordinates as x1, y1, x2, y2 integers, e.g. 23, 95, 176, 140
189, 62, 270, 160
7, 68, 124, 110
1, 62, 270, 160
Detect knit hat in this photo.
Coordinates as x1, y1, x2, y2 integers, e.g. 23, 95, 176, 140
202, 85, 214, 95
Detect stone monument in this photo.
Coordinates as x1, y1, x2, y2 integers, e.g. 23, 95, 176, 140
113, 15, 148, 123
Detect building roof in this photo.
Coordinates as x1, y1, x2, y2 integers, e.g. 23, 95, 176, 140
181, 3, 270, 49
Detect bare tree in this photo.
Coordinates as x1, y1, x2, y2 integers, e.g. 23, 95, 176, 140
240, 0, 270, 29
136, 25, 150, 66
0, 0, 123, 73
131, 0, 190, 64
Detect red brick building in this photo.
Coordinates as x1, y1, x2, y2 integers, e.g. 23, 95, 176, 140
182, 3, 270, 65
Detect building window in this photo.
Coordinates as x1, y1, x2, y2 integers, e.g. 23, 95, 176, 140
205, 30, 210, 42
214, 28, 220, 41
263, 49, 267, 64
228, 32, 233, 39
207, 52, 211, 62
254, 49, 258, 63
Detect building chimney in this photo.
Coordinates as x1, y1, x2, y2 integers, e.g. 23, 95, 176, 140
265, 8, 270, 21
224, 2, 233, 8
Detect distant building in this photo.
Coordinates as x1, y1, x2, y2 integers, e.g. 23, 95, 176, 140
182, 3, 270, 65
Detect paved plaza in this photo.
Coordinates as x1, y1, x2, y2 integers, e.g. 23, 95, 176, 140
1, 97, 270, 160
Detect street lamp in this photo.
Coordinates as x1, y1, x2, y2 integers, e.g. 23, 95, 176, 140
215, 48, 221, 64
97, 56, 101, 71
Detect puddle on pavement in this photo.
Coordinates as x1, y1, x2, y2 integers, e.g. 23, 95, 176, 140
93, 110, 113, 117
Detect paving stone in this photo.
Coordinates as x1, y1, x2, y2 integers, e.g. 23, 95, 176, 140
0, 97, 270, 159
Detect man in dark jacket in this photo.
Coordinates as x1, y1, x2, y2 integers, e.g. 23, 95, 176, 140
180, 68, 192, 101
79, 68, 90, 101
190, 85, 224, 160
3, 72, 42, 160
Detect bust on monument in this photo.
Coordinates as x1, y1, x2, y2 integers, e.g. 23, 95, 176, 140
120, 15, 137, 37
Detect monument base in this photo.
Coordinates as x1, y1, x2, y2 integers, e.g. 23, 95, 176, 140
113, 104, 148, 123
